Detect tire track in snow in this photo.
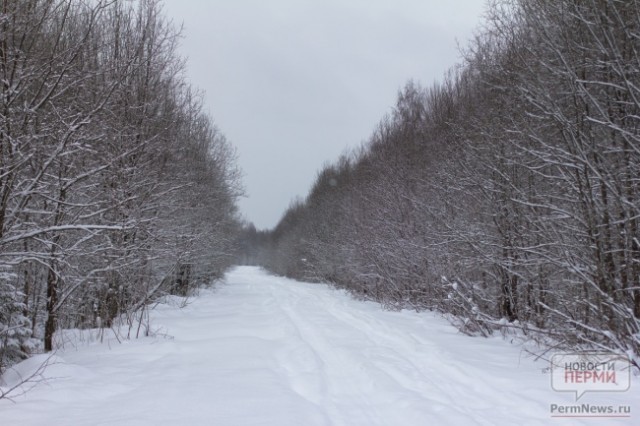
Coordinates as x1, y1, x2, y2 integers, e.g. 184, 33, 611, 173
238, 268, 596, 426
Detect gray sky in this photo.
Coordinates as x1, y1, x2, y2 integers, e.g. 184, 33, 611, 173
162, 0, 486, 230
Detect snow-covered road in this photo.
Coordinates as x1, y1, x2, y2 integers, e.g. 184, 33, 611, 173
1, 266, 637, 425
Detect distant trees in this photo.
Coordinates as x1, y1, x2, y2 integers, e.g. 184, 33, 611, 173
0, 0, 241, 373
257, 0, 640, 367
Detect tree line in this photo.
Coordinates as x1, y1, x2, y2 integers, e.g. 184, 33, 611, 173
244, 0, 640, 368
0, 0, 241, 374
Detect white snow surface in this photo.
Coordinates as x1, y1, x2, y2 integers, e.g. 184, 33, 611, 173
1, 266, 637, 425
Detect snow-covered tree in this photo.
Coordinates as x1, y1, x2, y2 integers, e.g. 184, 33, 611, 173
0, 0, 242, 370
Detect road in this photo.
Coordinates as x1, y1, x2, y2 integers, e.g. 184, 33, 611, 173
1, 266, 635, 425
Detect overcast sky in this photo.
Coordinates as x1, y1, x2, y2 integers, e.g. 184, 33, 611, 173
162, 0, 486, 230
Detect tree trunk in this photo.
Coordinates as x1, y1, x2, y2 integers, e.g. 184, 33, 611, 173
44, 262, 58, 352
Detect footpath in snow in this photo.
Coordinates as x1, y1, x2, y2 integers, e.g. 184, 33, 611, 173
1, 266, 637, 425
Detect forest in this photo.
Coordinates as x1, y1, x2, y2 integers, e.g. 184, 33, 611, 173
2, 0, 640, 381
243, 0, 640, 369
0, 0, 241, 374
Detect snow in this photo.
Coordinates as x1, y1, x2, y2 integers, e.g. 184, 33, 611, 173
1, 266, 638, 425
